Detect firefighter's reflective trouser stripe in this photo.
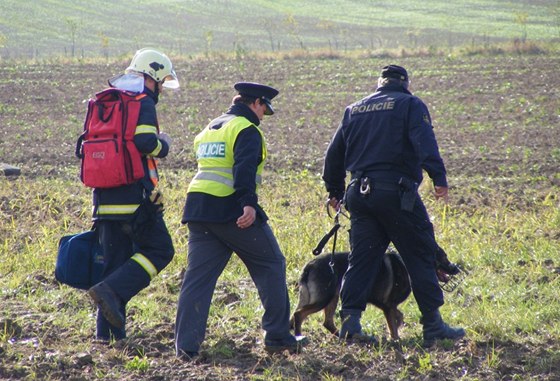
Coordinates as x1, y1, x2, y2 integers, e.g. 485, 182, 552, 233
131, 253, 158, 280
97, 217, 175, 304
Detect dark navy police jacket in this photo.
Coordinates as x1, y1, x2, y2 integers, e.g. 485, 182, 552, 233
323, 83, 447, 200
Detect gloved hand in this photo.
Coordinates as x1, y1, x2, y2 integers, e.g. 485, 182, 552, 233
159, 132, 172, 147
149, 189, 164, 213
434, 245, 466, 292
435, 245, 461, 278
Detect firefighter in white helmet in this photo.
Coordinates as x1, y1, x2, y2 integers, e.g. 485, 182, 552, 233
87, 48, 179, 343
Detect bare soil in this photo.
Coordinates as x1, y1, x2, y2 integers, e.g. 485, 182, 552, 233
1, 53, 559, 380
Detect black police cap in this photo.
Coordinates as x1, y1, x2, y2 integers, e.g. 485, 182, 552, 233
381, 65, 409, 81
234, 82, 279, 115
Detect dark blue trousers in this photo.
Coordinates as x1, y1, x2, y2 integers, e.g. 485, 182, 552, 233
96, 215, 174, 340
175, 220, 291, 354
342, 180, 444, 316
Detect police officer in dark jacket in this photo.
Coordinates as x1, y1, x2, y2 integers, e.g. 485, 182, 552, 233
322, 65, 465, 347
87, 49, 178, 342
175, 82, 307, 360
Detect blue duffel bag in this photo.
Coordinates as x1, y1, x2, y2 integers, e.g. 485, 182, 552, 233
55, 229, 104, 290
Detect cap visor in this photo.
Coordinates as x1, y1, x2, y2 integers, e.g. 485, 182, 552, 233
264, 100, 274, 115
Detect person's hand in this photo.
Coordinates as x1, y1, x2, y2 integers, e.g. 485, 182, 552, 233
236, 206, 256, 229
159, 132, 172, 147
328, 197, 341, 211
434, 186, 449, 203
149, 189, 164, 213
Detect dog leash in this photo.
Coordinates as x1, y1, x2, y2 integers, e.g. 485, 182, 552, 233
312, 200, 348, 255
313, 201, 349, 273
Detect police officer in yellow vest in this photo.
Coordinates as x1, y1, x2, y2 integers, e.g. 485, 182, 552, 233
175, 82, 307, 359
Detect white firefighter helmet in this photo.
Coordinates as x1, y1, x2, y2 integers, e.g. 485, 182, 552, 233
126, 48, 179, 89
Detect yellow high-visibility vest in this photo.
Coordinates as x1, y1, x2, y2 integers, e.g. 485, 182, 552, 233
188, 116, 267, 196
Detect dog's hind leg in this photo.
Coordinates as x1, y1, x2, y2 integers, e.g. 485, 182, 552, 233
291, 304, 325, 336
322, 293, 340, 336
383, 307, 404, 340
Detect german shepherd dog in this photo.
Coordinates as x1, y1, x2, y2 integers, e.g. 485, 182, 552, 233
290, 251, 411, 340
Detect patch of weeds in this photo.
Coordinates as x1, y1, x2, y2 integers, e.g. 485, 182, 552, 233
209, 338, 237, 359
321, 373, 344, 381
0, 318, 22, 341
250, 367, 289, 381
417, 351, 433, 374
485, 341, 502, 369
396, 364, 412, 380
124, 350, 149, 373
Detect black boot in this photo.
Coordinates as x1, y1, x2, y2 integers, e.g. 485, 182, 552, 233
339, 309, 377, 345
421, 309, 465, 347
88, 282, 125, 330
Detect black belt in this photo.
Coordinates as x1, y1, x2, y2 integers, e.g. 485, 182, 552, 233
350, 177, 400, 192
371, 181, 400, 191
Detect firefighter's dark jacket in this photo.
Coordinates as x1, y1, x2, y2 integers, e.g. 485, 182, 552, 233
323, 83, 447, 200
93, 87, 169, 220
182, 103, 268, 224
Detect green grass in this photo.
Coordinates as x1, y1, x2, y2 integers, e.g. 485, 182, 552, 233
0, 0, 558, 59
1, 51, 559, 379
2, 170, 559, 347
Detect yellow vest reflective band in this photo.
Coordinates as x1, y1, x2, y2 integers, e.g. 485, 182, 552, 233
188, 116, 266, 197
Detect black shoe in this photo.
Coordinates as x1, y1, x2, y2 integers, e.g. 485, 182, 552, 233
88, 282, 125, 330
421, 310, 465, 347
339, 311, 377, 346
265, 335, 308, 354
423, 323, 465, 347
177, 350, 199, 361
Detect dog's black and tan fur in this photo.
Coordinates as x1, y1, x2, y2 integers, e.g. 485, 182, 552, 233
291, 251, 411, 340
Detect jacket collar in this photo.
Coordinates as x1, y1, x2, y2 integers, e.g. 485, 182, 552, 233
226, 103, 260, 126
144, 86, 159, 104
376, 83, 412, 95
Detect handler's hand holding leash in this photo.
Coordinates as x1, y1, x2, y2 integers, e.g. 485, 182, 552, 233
312, 198, 348, 256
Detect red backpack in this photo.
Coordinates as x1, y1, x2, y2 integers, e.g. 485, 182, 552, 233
76, 88, 146, 188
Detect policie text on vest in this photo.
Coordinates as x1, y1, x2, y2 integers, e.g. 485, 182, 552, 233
197, 142, 226, 158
